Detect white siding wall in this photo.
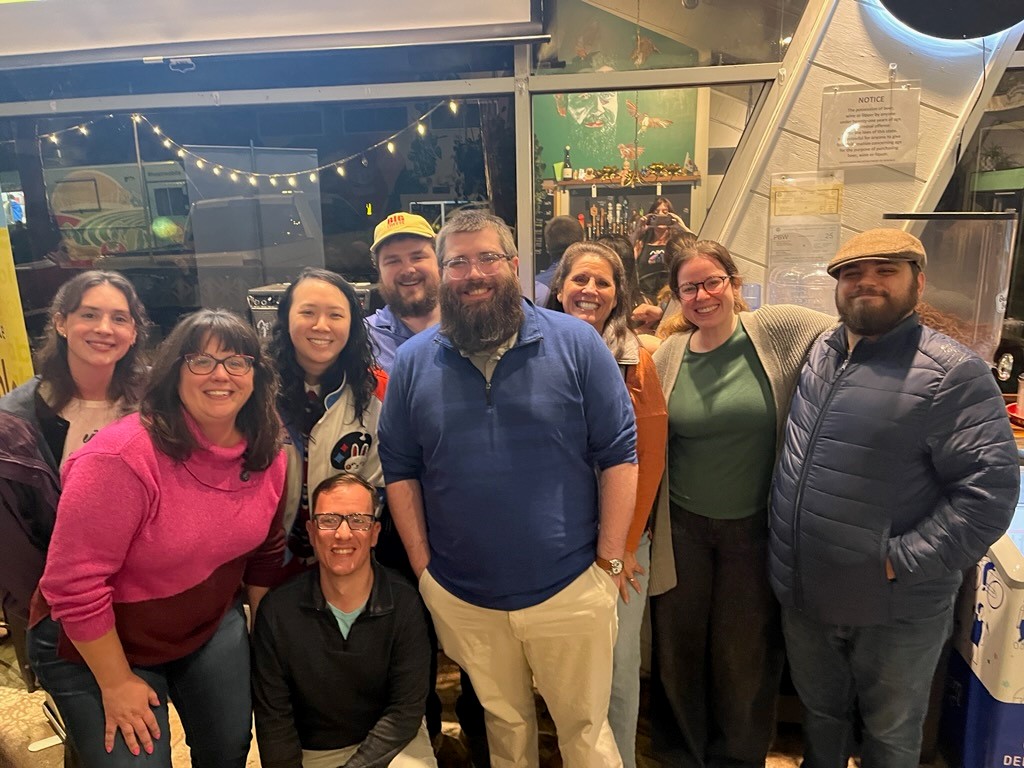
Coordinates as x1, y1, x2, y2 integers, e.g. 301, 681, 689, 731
704, 0, 1024, 285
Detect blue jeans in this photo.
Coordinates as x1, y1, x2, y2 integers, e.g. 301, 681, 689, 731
781, 603, 953, 768
609, 534, 650, 768
28, 603, 252, 768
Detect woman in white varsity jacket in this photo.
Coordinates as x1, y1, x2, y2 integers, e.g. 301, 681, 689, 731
269, 268, 386, 576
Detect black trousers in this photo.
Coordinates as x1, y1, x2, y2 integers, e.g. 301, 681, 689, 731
649, 505, 784, 768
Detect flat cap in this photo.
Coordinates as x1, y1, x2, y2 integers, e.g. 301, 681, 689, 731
827, 228, 926, 277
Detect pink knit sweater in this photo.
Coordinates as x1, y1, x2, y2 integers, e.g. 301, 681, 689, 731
37, 413, 286, 665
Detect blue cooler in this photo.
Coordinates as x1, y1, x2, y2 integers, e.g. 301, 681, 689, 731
943, 468, 1024, 767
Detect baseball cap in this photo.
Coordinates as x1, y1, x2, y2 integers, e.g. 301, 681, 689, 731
827, 228, 927, 277
371, 212, 435, 253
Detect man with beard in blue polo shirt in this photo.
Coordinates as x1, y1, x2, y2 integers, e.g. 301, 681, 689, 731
379, 210, 637, 768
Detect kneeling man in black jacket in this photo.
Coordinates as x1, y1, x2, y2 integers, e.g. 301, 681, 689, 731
253, 472, 436, 768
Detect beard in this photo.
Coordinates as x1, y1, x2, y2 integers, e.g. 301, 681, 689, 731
440, 273, 525, 354
836, 280, 920, 338
379, 279, 438, 319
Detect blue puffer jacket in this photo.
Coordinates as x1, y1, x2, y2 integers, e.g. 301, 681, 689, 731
770, 314, 1019, 626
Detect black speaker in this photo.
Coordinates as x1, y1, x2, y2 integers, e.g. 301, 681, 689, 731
879, 0, 1023, 40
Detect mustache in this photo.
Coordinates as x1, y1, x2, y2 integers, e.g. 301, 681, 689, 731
850, 290, 888, 298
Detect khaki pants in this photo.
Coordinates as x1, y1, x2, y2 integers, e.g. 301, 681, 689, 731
419, 564, 622, 768
301, 721, 437, 768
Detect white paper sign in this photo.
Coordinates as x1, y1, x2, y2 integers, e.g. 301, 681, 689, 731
819, 83, 921, 169
765, 172, 843, 316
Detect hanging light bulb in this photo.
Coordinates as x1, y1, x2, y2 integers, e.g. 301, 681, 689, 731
177, 149, 185, 158
212, 166, 222, 176
78, 126, 89, 136
416, 122, 426, 136
152, 126, 162, 136
269, 177, 278, 187
309, 172, 318, 182
448, 100, 458, 114
248, 175, 259, 186
288, 176, 297, 187
386, 141, 395, 154
131, 114, 142, 123
48, 134, 59, 145
229, 171, 239, 182
336, 165, 346, 177
360, 156, 369, 168
196, 159, 205, 169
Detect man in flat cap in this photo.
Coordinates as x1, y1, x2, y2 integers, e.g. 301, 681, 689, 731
769, 227, 1019, 768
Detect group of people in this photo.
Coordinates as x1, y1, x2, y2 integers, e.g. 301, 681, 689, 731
0, 207, 1018, 768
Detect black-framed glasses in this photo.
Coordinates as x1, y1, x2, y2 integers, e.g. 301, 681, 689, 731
442, 252, 512, 279
182, 353, 255, 376
677, 275, 731, 302
313, 513, 376, 532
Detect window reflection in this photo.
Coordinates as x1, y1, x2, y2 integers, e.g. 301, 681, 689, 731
536, 0, 807, 73
2, 97, 516, 340
533, 83, 764, 264
936, 66, 1024, 317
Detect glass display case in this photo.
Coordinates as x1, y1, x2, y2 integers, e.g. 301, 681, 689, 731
882, 211, 1019, 365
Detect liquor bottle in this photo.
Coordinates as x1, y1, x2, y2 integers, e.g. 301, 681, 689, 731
562, 146, 574, 181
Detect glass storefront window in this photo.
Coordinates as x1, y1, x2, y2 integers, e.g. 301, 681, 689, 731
531, 82, 767, 282
535, 0, 808, 74
1, 96, 516, 340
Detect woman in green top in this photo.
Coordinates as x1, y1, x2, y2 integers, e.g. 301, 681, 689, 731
648, 240, 834, 767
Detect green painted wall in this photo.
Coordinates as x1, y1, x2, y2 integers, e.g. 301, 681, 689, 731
533, 0, 699, 177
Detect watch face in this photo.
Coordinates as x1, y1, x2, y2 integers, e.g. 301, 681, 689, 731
610, 559, 624, 575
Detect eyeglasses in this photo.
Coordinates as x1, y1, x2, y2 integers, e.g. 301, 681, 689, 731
442, 252, 512, 279
182, 353, 255, 376
677, 275, 731, 302
313, 513, 376, 531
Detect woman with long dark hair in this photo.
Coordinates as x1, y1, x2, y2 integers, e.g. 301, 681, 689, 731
269, 267, 386, 577
28, 309, 287, 766
0, 270, 148, 690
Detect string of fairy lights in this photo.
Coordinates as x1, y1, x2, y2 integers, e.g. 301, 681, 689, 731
1, 98, 462, 187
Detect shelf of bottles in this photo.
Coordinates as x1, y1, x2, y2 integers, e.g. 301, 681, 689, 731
543, 182, 694, 239
542, 145, 698, 239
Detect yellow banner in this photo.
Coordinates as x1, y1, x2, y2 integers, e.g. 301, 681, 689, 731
0, 226, 35, 396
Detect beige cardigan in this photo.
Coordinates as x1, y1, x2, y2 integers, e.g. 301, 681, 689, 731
648, 304, 837, 596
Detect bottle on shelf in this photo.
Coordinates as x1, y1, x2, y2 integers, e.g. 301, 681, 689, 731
562, 146, 574, 181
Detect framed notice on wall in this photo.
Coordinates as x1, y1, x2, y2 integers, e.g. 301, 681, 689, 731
818, 82, 921, 170
765, 171, 844, 316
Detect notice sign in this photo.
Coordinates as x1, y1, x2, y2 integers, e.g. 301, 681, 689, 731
818, 83, 920, 169
765, 172, 843, 316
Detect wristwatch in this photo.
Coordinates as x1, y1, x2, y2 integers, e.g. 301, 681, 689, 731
596, 557, 624, 576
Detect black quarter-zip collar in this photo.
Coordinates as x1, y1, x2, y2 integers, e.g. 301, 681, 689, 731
300, 557, 395, 620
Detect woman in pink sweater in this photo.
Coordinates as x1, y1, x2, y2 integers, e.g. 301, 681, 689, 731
28, 309, 287, 768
